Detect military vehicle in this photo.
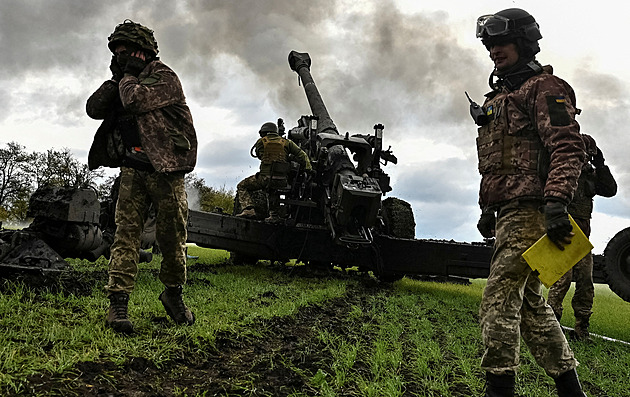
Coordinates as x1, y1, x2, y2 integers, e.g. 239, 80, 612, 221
1, 51, 629, 304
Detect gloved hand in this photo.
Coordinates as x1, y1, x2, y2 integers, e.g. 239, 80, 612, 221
109, 55, 123, 82
477, 210, 496, 238
117, 52, 147, 77
543, 200, 574, 250
592, 147, 605, 168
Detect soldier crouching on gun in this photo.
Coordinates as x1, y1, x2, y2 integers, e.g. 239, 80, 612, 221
548, 134, 617, 341
235, 121, 311, 223
472, 8, 589, 397
86, 20, 198, 333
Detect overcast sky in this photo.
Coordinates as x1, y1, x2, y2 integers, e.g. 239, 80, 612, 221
1, 0, 629, 253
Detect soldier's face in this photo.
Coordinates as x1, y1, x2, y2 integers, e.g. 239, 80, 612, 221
114, 44, 127, 56
489, 43, 519, 72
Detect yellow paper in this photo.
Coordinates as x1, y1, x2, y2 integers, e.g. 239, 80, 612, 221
522, 215, 594, 288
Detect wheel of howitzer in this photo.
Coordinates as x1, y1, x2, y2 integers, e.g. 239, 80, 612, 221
603, 226, 630, 303
375, 197, 416, 282
381, 197, 415, 239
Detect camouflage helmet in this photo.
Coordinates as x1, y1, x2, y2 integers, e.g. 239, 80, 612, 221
108, 19, 159, 56
259, 122, 278, 136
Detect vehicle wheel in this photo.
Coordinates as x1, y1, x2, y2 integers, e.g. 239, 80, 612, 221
603, 226, 630, 302
381, 197, 415, 239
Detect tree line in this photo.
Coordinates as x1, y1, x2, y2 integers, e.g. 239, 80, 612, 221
0, 142, 234, 222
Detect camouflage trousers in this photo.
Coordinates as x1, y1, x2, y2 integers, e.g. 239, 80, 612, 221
105, 167, 189, 295
480, 200, 577, 377
548, 217, 594, 323
237, 174, 278, 215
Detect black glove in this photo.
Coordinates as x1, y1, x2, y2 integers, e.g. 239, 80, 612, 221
109, 55, 123, 82
477, 210, 496, 238
117, 53, 147, 77
592, 147, 605, 168
543, 200, 573, 250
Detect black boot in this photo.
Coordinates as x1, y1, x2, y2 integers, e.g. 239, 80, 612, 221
106, 292, 134, 334
485, 372, 515, 397
159, 286, 195, 325
554, 368, 587, 397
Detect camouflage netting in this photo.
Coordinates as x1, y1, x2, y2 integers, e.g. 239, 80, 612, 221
108, 19, 159, 55
381, 197, 415, 239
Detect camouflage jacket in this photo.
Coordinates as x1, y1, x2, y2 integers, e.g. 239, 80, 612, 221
253, 133, 312, 176
477, 67, 585, 209
86, 60, 197, 173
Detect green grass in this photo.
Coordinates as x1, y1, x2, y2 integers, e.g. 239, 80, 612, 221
1, 247, 630, 396
303, 278, 630, 397
0, 246, 348, 395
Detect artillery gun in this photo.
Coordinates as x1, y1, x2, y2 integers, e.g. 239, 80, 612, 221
185, 50, 630, 300
186, 51, 504, 280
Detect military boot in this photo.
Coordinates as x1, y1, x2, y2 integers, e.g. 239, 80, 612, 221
106, 292, 134, 334
571, 316, 591, 341
159, 286, 195, 325
554, 368, 587, 397
485, 372, 515, 397
236, 207, 256, 219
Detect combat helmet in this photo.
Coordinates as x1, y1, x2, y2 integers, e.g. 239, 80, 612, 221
476, 8, 542, 58
259, 122, 278, 136
108, 19, 159, 56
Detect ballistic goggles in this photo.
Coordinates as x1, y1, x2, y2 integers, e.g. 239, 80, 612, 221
476, 13, 536, 38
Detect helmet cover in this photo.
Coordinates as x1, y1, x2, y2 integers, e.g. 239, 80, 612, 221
108, 19, 159, 56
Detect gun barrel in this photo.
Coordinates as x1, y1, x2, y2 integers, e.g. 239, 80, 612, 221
288, 51, 338, 135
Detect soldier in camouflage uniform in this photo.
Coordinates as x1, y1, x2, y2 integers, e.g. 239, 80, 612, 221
474, 9, 589, 397
548, 134, 617, 340
86, 20, 197, 333
236, 122, 311, 223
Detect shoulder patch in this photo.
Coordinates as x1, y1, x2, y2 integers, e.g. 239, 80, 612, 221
140, 73, 162, 86
546, 96, 571, 126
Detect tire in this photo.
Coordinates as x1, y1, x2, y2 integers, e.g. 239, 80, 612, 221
603, 226, 630, 303
381, 197, 415, 239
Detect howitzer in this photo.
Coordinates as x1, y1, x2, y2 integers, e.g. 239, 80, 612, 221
286, 51, 396, 244
184, 50, 630, 300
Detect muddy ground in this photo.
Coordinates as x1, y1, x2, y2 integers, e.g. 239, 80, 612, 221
5, 267, 392, 397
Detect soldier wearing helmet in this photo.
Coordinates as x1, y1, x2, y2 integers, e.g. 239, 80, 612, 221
86, 20, 197, 333
235, 121, 311, 223
472, 8, 589, 397
548, 134, 617, 341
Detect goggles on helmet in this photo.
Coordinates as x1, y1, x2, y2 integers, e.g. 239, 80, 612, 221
476, 14, 512, 38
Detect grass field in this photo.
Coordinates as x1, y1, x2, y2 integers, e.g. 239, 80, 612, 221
1, 245, 629, 396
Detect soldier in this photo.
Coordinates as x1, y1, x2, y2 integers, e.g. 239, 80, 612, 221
474, 8, 588, 397
236, 121, 311, 223
548, 134, 617, 340
86, 20, 198, 333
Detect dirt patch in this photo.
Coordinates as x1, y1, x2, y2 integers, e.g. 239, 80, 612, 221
0, 269, 107, 298
9, 272, 380, 397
